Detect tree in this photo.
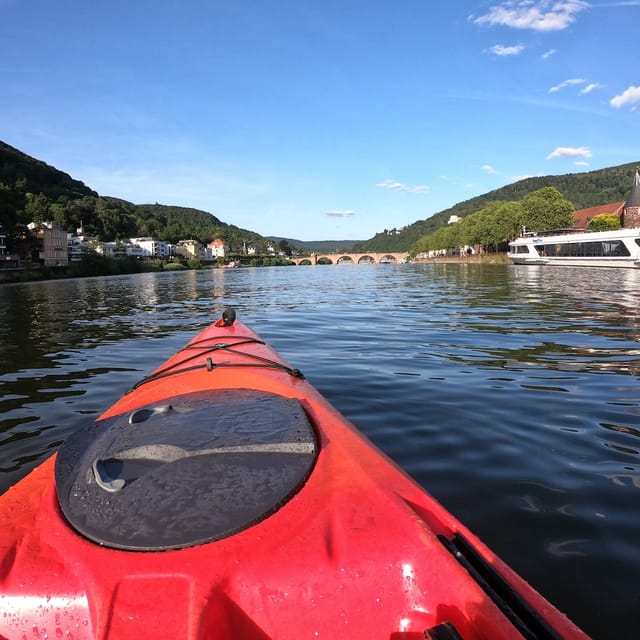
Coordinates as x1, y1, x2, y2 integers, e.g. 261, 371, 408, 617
24, 192, 50, 223
65, 196, 97, 233
459, 211, 482, 248
519, 187, 574, 232
412, 224, 461, 255
586, 213, 621, 231
473, 201, 523, 251
278, 239, 292, 256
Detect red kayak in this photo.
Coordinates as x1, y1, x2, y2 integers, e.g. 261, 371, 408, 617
0, 310, 589, 639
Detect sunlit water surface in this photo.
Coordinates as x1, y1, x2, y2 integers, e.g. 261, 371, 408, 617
1, 263, 639, 639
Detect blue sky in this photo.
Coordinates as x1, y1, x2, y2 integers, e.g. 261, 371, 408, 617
2, 1, 639, 240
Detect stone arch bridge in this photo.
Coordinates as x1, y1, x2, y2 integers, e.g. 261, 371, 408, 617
289, 252, 408, 265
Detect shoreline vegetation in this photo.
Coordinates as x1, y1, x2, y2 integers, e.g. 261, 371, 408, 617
0, 253, 295, 284
416, 253, 509, 264
0, 253, 509, 284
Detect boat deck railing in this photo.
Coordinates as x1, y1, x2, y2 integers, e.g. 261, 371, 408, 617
522, 228, 585, 238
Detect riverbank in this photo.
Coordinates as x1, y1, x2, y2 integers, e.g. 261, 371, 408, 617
0, 255, 297, 284
0, 253, 510, 284
414, 253, 509, 265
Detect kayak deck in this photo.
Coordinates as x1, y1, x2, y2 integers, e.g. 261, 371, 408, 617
0, 314, 589, 639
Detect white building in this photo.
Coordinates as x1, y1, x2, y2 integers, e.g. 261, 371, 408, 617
67, 228, 97, 262
208, 239, 228, 258
95, 242, 120, 257
129, 237, 170, 258
123, 242, 145, 259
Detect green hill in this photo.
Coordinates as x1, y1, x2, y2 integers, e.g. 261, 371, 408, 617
0, 140, 97, 233
0, 141, 262, 248
353, 161, 640, 252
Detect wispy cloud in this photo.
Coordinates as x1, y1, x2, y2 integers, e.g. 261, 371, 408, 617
542, 48, 556, 59
325, 210, 356, 218
546, 146, 592, 159
375, 180, 430, 194
592, 1, 640, 6
610, 85, 640, 110
472, 1, 589, 32
574, 161, 590, 166
549, 78, 585, 92
580, 83, 601, 94
482, 164, 497, 174
489, 43, 525, 56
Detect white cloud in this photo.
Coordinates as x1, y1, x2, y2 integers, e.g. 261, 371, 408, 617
580, 83, 601, 94
549, 78, 585, 93
375, 180, 430, 194
610, 85, 640, 110
489, 43, 525, 56
542, 48, 556, 59
326, 210, 356, 218
546, 146, 592, 159
472, 1, 589, 32
574, 161, 590, 166
482, 164, 497, 174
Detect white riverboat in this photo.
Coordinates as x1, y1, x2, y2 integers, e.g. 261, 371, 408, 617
508, 227, 640, 268
508, 168, 640, 268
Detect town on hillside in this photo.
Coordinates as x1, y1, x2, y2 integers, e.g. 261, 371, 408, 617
0, 224, 290, 270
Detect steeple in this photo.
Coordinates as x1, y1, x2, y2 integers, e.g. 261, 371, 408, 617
621, 167, 640, 228
624, 167, 640, 208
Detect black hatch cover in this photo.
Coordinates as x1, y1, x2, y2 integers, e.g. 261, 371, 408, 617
55, 389, 318, 551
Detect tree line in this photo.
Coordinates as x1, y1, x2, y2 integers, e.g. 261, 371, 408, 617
409, 186, 621, 256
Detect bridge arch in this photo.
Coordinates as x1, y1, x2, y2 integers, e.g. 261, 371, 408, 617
289, 252, 409, 266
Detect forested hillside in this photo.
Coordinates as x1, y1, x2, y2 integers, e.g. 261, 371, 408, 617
353, 161, 639, 252
0, 141, 263, 248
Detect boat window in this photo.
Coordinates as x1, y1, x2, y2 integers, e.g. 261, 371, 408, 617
540, 240, 630, 258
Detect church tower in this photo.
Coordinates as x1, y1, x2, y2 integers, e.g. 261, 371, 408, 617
621, 167, 640, 228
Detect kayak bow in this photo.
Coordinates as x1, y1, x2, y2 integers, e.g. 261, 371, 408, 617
0, 311, 589, 639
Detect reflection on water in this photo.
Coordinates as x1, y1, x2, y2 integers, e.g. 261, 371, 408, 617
1, 264, 639, 639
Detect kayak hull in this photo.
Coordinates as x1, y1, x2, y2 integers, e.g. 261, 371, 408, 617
0, 317, 589, 639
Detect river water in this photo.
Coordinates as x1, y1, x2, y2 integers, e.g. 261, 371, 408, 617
1, 263, 639, 639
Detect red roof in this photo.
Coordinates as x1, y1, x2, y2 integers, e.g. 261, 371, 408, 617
572, 201, 624, 228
